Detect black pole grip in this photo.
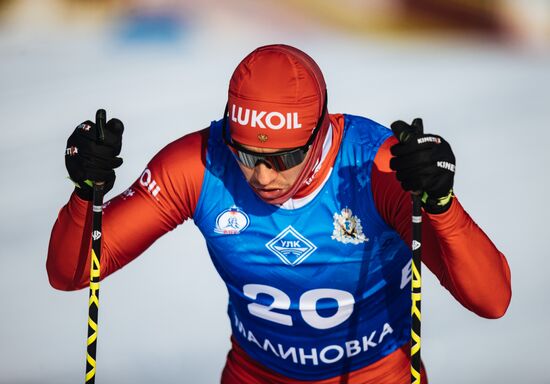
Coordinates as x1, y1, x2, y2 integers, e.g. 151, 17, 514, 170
95, 109, 106, 144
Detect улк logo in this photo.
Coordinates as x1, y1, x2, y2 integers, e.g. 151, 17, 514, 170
265, 225, 317, 266
214, 205, 250, 235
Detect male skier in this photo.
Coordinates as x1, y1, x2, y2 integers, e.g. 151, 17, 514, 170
48, 44, 511, 383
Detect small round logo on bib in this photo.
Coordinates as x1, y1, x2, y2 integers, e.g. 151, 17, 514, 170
214, 205, 250, 235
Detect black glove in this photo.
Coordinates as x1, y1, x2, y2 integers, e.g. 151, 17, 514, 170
65, 115, 124, 201
390, 118, 455, 214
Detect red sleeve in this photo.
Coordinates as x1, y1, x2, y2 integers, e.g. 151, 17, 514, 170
46, 128, 208, 291
372, 136, 512, 319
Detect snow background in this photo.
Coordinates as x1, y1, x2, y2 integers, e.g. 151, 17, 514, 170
1, 2, 549, 383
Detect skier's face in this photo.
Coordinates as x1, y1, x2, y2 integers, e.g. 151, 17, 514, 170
236, 144, 311, 200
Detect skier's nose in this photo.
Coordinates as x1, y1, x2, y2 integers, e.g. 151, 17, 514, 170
252, 161, 278, 186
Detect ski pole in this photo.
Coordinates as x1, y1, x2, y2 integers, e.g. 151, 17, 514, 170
410, 192, 422, 384
392, 118, 424, 383
85, 109, 106, 384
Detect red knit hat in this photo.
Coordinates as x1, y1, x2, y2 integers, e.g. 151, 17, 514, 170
228, 44, 327, 149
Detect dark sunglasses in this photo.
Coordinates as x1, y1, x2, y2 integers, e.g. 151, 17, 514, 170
222, 92, 327, 171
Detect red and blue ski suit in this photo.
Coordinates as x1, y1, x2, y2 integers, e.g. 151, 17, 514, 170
47, 113, 511, 383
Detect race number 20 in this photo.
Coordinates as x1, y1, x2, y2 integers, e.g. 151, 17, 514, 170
243, 284, 355, 330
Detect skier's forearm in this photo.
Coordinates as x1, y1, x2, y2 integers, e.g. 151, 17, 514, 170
47, 192, 93, 290
372, 138, 511, 318
46, 184, 176, 291
423, 199, 512, 318
47, 129, 208, 291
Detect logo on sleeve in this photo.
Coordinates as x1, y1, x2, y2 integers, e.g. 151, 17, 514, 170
140, 168, 161, 199
77, 123, 92, 131
265, 226, 317, 266
121, 188, 135, 200
331, 208, 368, 245
214, 205, 250, 235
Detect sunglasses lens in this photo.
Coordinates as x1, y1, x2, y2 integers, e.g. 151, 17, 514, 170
272, 149, 307, 170
236, 151, 262, 168
234, 148, 307, 171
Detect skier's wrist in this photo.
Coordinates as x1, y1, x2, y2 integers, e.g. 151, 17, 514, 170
422, 189, 454, 214
71, 179, 93, 201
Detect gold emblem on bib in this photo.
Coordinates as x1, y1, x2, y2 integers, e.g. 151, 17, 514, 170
257, 133, 268, 143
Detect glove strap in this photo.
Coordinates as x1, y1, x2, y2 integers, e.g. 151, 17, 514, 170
422, 189, 454, 214
69, 177, 95, 201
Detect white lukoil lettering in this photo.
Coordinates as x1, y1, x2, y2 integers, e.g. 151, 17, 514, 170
266, 112, 285, 130
140, 169, 161, 198
231, 104, 302, 130
251, 110, 266, 128
236, 106, 249, 125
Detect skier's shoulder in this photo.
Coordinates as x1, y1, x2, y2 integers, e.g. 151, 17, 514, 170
336, 113, 392, 148
145, 128, 208, 174
152, 127, 209, 165
144, 127, 209, 192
